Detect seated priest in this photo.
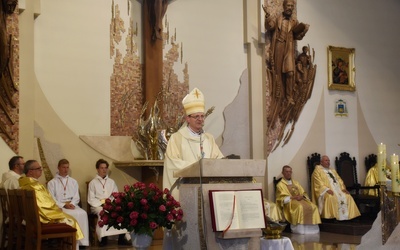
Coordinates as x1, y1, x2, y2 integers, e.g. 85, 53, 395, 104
19, 160, 84, 244
364, 161, 391, 196
311, 155, 361, 221
276, 165, 320, 234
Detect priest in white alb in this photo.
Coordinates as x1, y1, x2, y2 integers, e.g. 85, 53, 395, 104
47, 159, 89, 247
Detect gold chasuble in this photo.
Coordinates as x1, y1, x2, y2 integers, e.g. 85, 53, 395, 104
19, 177, 84, 240
364, 164, 390, 196
311, 165, 360, 220
276, 179, 320, 225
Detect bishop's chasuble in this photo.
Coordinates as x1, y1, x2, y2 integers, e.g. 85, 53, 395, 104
163, 125, 224, 200
19, 176, 84, 240
276, 178, 321, 225
311, 165, 360, 220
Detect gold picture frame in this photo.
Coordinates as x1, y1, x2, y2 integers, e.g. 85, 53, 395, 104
327, 46, 356, 91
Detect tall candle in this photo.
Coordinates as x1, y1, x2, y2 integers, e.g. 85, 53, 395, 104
391, 154, 400, 192
378, 143, 386, 183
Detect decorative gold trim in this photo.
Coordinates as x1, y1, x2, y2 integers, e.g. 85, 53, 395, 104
37, 138, 54, 182
327, 46, 356, 91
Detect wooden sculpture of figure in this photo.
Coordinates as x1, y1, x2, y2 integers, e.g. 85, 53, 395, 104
264, 0, 316, 151
149, 0, 168, 40
264, 0, 309, 106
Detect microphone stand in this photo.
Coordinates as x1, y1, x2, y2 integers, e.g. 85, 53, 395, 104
199, 130, 208, 249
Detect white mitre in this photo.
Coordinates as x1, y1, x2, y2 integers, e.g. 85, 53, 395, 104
182, 88, 205, 115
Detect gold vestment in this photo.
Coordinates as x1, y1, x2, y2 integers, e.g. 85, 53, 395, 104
19, 176, 84, 240
311, 165, 360, 220
276, 178, 321, 225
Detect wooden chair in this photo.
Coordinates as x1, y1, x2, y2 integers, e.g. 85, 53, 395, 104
273, 177, 282, 201
7, 189, 25, 250
0, 188, 10, 249
307, 152, 321, 194
86, 181, 99, 246
335, 152, 380, 219
22, 189, 77, 250
365, 154, 377, 172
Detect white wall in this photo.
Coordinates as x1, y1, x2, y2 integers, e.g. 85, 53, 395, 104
1, 0, 400, 202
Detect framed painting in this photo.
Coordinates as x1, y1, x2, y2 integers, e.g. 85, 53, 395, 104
327, 46, 356, 91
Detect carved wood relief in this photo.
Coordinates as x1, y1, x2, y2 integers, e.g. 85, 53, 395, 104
0, 0, 19, 153
110, 1, 188, 139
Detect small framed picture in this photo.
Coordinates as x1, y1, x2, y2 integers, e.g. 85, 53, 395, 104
327, 46, 356, 91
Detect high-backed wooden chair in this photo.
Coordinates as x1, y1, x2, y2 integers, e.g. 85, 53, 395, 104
335, 152, 380, 219
273, 177, 282, 201
0, 188, 10, 249
307, 152, 321, 194
22, 189, 77, 250
365, 154, 377, 172
7, 189, 25, 250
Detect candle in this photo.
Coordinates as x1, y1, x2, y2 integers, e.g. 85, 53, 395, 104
378, 143, 386, 183
391, 154, 400, 192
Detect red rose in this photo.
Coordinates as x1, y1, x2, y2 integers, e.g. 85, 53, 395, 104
117, 216, 124, 223
130, 219, 137, 226
166, 213, 174, 221
149, 221, 158, 229
130, 211, 139, 219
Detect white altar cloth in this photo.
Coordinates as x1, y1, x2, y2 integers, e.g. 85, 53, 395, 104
260, 236, 294, 250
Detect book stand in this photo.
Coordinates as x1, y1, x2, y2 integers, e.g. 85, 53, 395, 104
174, 159, 266, 250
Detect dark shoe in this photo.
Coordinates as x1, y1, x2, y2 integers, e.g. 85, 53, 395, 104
99, 237, 108, 247
118, 238, 131, 246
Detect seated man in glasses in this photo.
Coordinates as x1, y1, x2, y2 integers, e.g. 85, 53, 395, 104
163, 88, 224, 200
19, 160, 84, 244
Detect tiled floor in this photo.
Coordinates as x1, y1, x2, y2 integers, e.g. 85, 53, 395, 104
82, 232, 361, 249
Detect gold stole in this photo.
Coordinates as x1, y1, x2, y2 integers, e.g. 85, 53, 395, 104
287, 183, 313, 224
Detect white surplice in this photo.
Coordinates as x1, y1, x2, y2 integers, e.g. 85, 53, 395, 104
87, 174, 128, 240
47, 173, 89, 246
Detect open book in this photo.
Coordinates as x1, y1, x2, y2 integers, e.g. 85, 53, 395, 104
209, 189, 266, 232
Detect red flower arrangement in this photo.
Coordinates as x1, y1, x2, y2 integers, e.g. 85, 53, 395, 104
98, 182, 183, 237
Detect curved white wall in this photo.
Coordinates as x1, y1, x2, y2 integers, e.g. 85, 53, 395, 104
2, 0, 400, 202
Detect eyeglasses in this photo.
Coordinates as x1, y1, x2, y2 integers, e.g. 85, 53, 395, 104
30, 167, 43, 171
188, 114, 205, 120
